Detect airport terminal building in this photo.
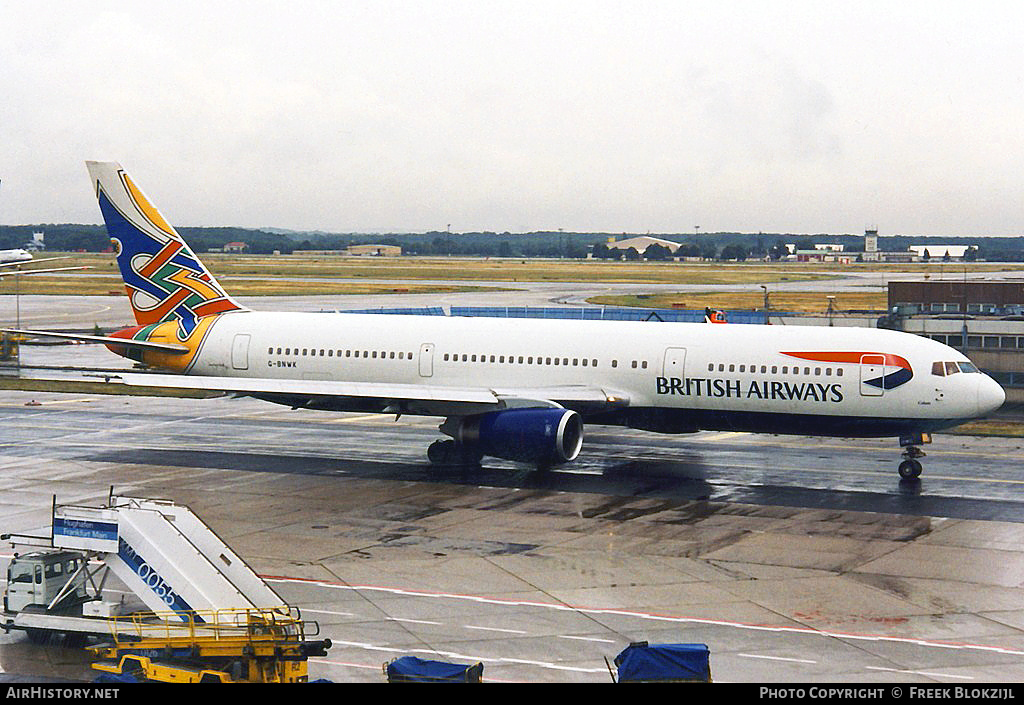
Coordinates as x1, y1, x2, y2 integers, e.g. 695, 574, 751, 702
887, 281, 1024, 402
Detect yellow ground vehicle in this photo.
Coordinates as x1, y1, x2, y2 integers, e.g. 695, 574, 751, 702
4, 495, 331, 683
91, 607, 330, 683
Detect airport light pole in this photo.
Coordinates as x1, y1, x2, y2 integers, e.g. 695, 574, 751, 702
0, 178, 20, 366
760, 285, 770, 325
4, 180, 25, 367
961, 266, 968, 350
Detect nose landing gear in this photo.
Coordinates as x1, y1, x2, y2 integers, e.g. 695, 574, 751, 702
897, 433, 931, 480
898, 447, 925, 479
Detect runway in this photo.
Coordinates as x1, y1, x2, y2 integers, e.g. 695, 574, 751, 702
2, 386, 1024, 682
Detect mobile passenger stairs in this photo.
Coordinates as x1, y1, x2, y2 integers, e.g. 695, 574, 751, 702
2, 493, 330, 683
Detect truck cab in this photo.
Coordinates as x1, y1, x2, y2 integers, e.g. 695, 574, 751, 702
4, 551, 88, 614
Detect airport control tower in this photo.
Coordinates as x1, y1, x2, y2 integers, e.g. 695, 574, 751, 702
863, 228, 880, 262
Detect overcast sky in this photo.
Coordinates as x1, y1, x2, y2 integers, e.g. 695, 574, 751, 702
1, 1, 1022, 236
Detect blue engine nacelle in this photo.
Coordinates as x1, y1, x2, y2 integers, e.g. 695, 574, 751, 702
455, 408, 583, 466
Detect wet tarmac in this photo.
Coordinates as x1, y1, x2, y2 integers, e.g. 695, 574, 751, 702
2, 386, 1024, 683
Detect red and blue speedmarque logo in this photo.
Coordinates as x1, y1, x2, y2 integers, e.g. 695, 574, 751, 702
783, 351, 914, 390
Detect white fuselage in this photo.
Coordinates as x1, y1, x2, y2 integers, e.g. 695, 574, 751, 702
178, 311, 1004, 437
0, 249, 32, 264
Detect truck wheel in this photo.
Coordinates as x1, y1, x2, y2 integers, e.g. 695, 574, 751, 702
25, 628, 50, 644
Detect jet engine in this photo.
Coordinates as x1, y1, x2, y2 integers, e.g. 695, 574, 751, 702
447, 408, 583, 466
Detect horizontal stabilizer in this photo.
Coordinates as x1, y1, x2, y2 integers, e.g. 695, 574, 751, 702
0, 255, 75, 268
2, 328, 189, 353
0, 265, 92, 276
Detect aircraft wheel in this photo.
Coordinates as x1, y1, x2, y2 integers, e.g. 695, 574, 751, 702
898, 458, 922, 480
428, 440, 482, 467
427, 439, 455, 465
459, 447, 484, 466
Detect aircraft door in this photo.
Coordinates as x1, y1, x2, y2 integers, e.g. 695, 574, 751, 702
859, 354, 885, 396
662, 347, 687, 378
418, 343, 434, 377
231, 333, 250, 370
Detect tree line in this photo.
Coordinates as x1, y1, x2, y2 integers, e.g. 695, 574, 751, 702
0, 224, 1018, 260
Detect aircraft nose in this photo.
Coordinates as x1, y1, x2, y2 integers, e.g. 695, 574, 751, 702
977, 375, 1006, 416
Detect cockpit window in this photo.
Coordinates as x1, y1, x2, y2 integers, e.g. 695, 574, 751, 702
933, 360, 980, 376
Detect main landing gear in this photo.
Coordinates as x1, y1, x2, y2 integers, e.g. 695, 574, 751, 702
897, 433, 931, 480
427, 439, 483, 467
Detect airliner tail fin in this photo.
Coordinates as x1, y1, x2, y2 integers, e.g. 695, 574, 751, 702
86, 161, 245, 335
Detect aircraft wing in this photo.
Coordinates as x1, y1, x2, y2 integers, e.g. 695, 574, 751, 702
88, 372, 629, 417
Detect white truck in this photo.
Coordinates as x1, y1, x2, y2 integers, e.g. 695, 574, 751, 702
2, 493, 289, 643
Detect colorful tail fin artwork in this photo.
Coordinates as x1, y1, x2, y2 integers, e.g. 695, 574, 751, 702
86, 161, 245, 337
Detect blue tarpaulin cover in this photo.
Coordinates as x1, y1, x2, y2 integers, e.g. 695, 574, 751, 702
614, 643, 711, 682
385, 656, 483, 683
